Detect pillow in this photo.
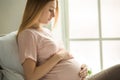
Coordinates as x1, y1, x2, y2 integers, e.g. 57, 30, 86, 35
0, 70, 3, 80
0, 31, 24, 79
2, 66, 24, 80
0, 65, 3, 80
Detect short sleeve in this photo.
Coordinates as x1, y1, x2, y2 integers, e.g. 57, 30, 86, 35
18, 30, 37, 64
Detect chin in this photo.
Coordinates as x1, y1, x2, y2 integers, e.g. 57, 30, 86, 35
40, 20, 51, 25
41, 22, 50, 25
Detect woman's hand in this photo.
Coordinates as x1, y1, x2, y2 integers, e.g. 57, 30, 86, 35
55, 49, 73, 60
79, 64, 88, 80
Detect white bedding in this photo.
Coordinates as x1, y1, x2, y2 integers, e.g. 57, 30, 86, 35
0, 31, 24, 80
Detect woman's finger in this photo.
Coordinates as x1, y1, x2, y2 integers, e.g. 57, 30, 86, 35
79, 64, 88, 78
80, 71, 88, 78
80, 65, 88, 74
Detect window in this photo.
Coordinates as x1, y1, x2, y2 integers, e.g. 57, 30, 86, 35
60, 0, 120, 74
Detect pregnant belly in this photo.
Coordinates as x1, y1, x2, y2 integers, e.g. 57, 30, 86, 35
41, 59, 81, 80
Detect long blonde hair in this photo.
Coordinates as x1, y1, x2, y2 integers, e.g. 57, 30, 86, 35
17, 0, 58, 38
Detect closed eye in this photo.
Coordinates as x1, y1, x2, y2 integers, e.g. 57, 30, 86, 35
49, 9, 54, 12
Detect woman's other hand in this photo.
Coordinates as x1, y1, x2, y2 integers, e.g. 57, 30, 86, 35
79, 64, 88, 80
55, 49, 73, 60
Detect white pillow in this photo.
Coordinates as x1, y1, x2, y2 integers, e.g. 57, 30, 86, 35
0, 70, 3, 80
0, 31, 24, 79
2, 66, 24, 80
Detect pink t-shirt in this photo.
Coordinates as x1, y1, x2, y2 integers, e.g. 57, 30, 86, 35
18, 28, 81, 80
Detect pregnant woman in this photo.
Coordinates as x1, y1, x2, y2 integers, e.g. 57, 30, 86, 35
17, 0, 87, 80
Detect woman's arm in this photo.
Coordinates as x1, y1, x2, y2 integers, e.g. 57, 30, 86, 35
23, 54, 62, 80
22, 49, 72, 80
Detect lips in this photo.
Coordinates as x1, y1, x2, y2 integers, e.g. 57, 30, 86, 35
48, 19, 50, 21
48, 18, 52, 21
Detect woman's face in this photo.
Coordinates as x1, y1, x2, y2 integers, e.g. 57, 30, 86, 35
39, 1, 56, 24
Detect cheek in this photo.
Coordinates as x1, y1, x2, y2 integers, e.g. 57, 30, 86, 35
43, 11, 50, 17
39, 13, 51, 23
46, 11, 51, 17
40, 12, 49, 19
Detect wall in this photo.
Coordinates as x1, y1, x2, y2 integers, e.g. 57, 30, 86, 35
0, 0, 26, 35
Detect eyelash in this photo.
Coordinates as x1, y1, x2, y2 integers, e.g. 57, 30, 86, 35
49, 9, 53, 12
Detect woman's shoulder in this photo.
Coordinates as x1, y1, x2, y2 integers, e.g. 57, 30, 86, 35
20, 28, 39, 36
20, 28, 35, 34
19, 28, 53, 40
18, 29, 39, 40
